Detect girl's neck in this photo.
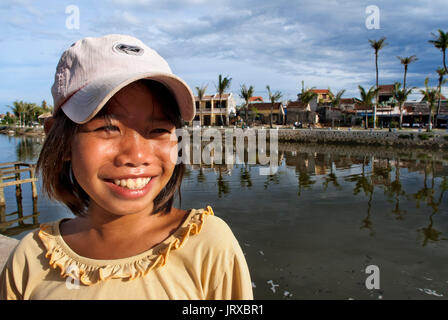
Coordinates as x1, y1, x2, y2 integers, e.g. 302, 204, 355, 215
83, 203, 162, 241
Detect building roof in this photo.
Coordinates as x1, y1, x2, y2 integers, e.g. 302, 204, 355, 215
311, 89, 330, 94
340, 98, 355, 104
248, 102, 283, 111
195, 93, 233, 101
404, 101, 448, 115
249, 96, 263, 102
379, 85, 394, 95
287, 101, 308, 108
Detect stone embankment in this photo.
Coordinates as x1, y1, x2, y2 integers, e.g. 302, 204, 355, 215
187, 127, 448, 149
276, 128, 448, 148
0, 126, 45, 137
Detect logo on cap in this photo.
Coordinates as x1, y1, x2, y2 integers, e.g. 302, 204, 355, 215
113, 43, 144, 56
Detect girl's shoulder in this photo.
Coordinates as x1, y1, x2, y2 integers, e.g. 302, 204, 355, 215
184, 207, 243, 254
2, 224, 51, 273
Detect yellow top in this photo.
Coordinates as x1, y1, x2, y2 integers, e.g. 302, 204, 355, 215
0, 207, 253, 300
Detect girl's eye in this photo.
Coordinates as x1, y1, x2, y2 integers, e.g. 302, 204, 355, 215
151, 128, 171, 134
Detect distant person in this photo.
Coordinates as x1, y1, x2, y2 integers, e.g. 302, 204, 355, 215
0, 35, 253, 300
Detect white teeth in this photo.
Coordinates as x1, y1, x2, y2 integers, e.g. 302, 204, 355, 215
112, 177, 152, 189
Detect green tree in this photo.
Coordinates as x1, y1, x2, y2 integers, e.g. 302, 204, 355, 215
397, 55, 418, 91
216, 74, 232, 126
435, 68, 447, 127
429, 29, 448, 73
239, 84, 254, 126
8, 100, 27, 126
369, 37, 387, 129
419, 77, 440, 132
328, 88, 346, 128
300, 88, 318, 107
266, 85, 282, 128
299, 87, 318, 125
195, 84, 208, 127
392, 82, 414, 129
355, 85, 379, 129
250, 106, 259, 124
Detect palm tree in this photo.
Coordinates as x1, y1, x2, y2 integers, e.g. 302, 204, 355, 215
299, 88, 318, 126
300, 89, 318, 107
328, 88, 346, 128
239, 84, 254, 126
419, 77, 440, 132
355, 85, 378, 129
8, 100, 27, 127
251, 106, 259, 124
216, 74, 232, 126
429, 29, 448, 73
195, 84, 208, 127
266, 85, 282, 128
397, 55, 418, 91
435, 68, 447, 127
392, 82, 414, 129
369, 37, 387, 129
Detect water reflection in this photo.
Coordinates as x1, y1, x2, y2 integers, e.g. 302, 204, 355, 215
187, 142, 448, 246
14, 136, 44, 162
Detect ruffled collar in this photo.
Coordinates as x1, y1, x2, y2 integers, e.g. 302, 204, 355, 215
38, 206, 214, 286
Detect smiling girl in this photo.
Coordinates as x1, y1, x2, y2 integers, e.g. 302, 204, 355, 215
0, 34, 253, 300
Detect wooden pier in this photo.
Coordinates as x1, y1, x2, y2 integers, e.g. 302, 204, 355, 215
0, 161, 39, 236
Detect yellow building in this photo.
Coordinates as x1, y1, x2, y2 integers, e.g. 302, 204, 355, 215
247, 102, 285, 125
311, 89, 332, 104
194, 93, 236, 126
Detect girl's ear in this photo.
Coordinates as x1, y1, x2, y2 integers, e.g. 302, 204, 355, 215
44, 116, 54, 135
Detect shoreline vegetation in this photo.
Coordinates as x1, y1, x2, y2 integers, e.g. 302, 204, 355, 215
2, 124, 448, 149
0, 125, 46, 137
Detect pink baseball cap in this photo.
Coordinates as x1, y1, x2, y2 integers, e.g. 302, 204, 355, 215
51, 34, 195, 124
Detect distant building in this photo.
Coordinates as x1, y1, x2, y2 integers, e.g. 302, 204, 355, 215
286, 101, 319, 125
403, 100, 448, 127
247, 102, 285, 124
310, 89, 332, 104
339, 98, 356, 111
194, 93, 237, 126
378, 84, 395, 104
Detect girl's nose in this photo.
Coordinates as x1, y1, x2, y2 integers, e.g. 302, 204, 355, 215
114, 131, 153, 167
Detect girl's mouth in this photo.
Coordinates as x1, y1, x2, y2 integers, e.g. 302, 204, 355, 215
112, 177, 152, 190
103, 176, 155, 199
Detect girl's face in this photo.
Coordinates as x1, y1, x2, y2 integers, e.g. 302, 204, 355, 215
70, 82, 178, 217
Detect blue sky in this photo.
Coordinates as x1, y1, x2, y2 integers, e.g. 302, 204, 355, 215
0, 0, 447, 113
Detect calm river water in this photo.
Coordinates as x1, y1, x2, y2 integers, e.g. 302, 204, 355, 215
1, 133, 447, 300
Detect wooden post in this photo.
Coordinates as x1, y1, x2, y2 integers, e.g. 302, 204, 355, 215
30, 164, 38, 225
14, 164, 24, 226
0, 162, 40, 235
0, 169, 6, 233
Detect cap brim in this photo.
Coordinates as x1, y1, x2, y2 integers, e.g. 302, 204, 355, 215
61, 72, 195, 124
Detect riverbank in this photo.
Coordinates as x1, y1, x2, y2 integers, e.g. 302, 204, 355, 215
2, 125, 448, 149
0, 126, 45, 137
186, 126, 448, 149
